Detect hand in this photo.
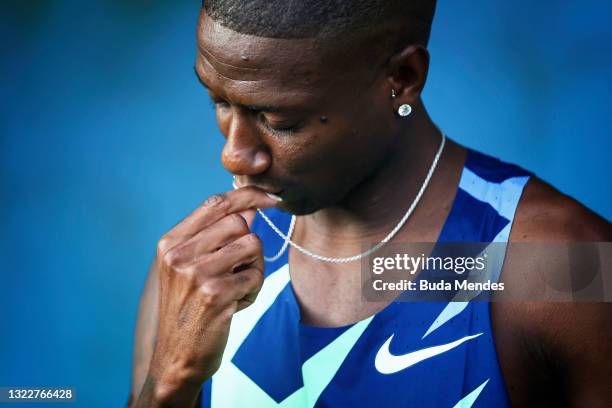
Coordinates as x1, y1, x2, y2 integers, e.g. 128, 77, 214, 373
143, 187, 279, 405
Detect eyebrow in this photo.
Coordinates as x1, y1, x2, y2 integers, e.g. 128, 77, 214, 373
193, 65, 283, 113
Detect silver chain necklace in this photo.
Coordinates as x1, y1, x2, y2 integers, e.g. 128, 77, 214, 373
235, 131, 446, 263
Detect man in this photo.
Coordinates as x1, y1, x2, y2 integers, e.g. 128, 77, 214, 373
128, 1, 612, 407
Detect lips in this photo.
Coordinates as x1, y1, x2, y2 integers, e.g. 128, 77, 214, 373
233, 177, 284, 195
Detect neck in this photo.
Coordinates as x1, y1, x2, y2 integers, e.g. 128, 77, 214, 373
293, 105, 446, 255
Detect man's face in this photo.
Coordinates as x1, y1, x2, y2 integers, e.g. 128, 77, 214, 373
195, 11, 398, 215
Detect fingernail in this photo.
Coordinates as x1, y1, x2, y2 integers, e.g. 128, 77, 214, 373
266, 193, 283, 202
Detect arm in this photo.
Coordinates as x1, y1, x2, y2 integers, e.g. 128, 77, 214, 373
548, 303, 612, 407
127, 188, 277, 408
128, 262, 206, 408
128, 260, 194, 407
494, 177, 612, 406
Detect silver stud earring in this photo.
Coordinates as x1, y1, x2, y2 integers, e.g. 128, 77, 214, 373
391, 89, 397, 99
398, 104, 412, 117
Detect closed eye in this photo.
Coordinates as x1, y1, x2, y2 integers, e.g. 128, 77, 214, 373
209, 97, 229, 110
263, 119, 303, 135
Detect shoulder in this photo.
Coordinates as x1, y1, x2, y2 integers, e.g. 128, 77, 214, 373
510, 176, 611, 242
494, 177, 612, 405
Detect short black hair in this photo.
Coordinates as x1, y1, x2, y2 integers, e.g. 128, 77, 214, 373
202, 0, 437, 46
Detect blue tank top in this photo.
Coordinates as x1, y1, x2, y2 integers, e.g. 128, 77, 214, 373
201, 148, 532, 408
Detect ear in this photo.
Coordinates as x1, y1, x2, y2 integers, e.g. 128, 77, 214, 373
386, 44, 430, 106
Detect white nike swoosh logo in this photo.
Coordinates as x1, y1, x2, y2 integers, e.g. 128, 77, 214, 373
375, 333, 483, 374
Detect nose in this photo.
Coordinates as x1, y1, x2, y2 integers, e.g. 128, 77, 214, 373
220, 109, 271, 176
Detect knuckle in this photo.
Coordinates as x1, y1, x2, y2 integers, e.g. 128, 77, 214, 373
247, 232, 263, 251
176, 263, 198, 279
235, 271, 253, 284
157, 234, 173, 255
161, 248, 175, 266
246, 232, 262, 245
162, 245, 184, 266
198, 280, 222, 305
245, 233, 262, 251
228, 213, 247, 229
243, 269, 264, 287
223, 240, 244, 254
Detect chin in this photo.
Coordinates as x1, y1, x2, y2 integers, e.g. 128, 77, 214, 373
276, 196, 324, 216
277, 201, 317, 216
277, 189, 344, 216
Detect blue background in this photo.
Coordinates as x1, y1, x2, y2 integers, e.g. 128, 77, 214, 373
1, 1, 610, 406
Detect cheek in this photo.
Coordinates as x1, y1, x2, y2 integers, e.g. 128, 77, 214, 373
267, 124, 391, 213
271, 128, 376, 182
317, 122, 388, 168
273, 133, 337, 176
266, 133, 317, 174
266, 104, 393, 184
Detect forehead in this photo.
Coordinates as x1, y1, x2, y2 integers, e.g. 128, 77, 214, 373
196, 11, 329, 92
